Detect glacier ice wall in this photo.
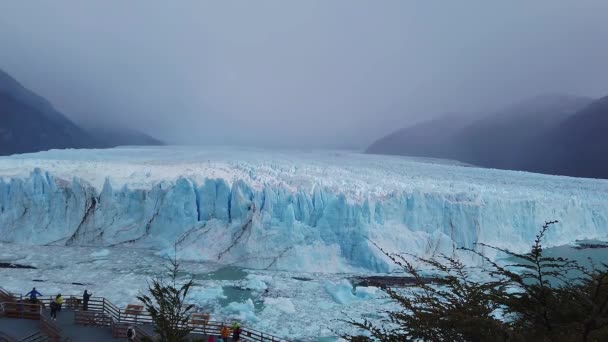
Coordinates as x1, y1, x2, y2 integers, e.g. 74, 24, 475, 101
1, 167, 608, 273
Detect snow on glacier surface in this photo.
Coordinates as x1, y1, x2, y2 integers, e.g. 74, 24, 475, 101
1, 146, 608, 273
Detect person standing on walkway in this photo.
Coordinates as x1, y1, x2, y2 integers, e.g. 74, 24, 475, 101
50, 299, 59, 320
127, 326, 136, 341
55, 294, 64, 312
232, 322, 242, 342
220, 325, 231, 342
82, 290, 91, 311
25, 287, 42, 304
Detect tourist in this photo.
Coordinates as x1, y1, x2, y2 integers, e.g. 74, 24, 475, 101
50, 299, 59, 320
127, 326, 136, 341
25, 287, 42, 304
220, 325, 231, 342
55, 294, 64, 312
232, 322, 242, 342
83, 290, 92, 311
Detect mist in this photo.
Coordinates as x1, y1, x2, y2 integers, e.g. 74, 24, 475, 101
1, 0, 607, 148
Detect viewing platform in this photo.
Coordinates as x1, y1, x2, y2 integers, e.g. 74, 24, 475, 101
0, 286, 288, 342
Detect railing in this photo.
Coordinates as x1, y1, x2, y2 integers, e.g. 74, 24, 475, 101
133, 325, 157, 342
102, 297, 121, 322
2, 291, 290, 342
40, 313, 61, 342
0, 301, 61, 341
0, 287, 15, 303
110, 312, 287, 341
0, 302, 41, 320
74, 309, 112, 327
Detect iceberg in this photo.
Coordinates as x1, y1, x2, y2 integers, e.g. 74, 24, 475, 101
263, 297, 297, 314
225, 299, 258, 323
1, 146, 608, 273
325, 280, 357, 305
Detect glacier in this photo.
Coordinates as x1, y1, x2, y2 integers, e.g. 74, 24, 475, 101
1, 146, 608, 273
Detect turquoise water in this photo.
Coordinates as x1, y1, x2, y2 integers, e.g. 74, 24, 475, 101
543, 241, 608, 269
504, 241, 608, 285
191, 266, 265, 312
316, 337, 340, 342
218, 285, 265, 311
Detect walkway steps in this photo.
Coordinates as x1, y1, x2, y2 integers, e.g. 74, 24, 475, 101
0, 330, 18, 342
17, 332, 47, 342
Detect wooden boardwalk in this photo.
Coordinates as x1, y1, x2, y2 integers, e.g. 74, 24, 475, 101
1, 286, 288, 342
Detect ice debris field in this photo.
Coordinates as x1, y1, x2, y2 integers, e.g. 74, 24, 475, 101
1, 146, 608, 340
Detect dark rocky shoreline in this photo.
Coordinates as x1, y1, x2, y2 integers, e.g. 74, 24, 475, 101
353, 275, 438, 288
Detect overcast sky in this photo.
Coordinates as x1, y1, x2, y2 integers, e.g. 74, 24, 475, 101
1, 1, 607, 148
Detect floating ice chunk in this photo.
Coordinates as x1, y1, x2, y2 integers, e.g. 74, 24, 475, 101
245, 274, 269, 291
264, 297, 296, 314
325, 280, 357, 305
355, 286, 381, 300
189, 287, 227, 302
225, 299, 259, 323
90, 249, 111, 258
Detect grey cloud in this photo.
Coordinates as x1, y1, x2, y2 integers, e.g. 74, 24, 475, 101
1, 0, 607, 148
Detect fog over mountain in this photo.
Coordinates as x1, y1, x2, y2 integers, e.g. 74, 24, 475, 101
1, 1, 607, 148
0, 68, 162, 156
367, 93, 608, 179
523, 95, 608, 179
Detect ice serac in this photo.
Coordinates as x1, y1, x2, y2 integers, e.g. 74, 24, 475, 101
1, 164, 608, 273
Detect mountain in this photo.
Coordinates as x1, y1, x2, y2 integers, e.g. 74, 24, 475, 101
523, 95, 608, 178
445, 94, 592, 170
0, 69, 103, 155
365, 113, 477, 158
366, 94, 599, 177
0, 68, 163, 156
0, 93, 97, 155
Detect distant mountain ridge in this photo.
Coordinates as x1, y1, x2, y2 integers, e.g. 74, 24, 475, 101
522, 95, 608, 179
443, 94, 592, 170
366, 113, 478, 159
0, 68, 163, 156
0, 92, 99, 155
367, 93, 608, 179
